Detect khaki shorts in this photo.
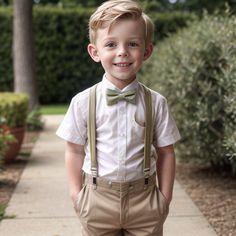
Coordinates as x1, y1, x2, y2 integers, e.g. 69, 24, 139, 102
75, 173, 169, 236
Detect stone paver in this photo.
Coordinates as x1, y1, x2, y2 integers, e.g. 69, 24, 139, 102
0, 115, 217, 236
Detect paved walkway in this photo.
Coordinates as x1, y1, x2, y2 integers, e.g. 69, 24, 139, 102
0, 115, 217, 236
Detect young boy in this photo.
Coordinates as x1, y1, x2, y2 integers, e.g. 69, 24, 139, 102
56, 0, 181, 235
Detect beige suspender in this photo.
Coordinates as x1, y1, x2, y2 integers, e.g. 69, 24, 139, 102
143, 84, 153, 185
88, 83, 153, 188
88, 84, 98, 188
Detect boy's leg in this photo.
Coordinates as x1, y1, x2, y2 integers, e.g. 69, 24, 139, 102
74, 182, 122, 236
123, 185, 169, 236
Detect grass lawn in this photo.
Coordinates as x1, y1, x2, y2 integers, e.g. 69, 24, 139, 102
0, 204, 15, 221
40, 104, 68, 115
0, 204, 5, 221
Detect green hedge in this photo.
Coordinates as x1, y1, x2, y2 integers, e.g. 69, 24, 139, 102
0, 92, 29, 127
0, 6, 195, 104
150, 11, 197, 42
141, 12, 236, 175
0, 7, 13, 91
34, 7, 104, 104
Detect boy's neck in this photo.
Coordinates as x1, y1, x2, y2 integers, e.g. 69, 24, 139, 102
105, 74, 137, 91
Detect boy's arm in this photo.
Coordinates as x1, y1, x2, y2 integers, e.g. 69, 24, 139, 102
156, 144, 176, 205
65, 141, 85, 204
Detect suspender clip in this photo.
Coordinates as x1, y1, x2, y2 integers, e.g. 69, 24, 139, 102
92, 177, 97, 189
144, 168, 150, 189
91, 168, 97, 190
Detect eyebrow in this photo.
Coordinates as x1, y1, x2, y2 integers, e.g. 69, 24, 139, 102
102, 37, 142, 42
102, 37, 116, 42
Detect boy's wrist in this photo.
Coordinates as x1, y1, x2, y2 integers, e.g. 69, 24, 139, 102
70, 188, 81, 203
160, 189, 172, 205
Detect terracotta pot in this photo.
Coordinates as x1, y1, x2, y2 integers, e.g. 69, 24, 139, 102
4, 126, 25, 163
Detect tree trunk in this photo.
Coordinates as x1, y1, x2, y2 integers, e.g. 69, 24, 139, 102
13, 0, 38, 111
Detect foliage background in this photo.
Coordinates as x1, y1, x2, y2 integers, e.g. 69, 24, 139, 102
1, 0, 236, 174
0, 6, 194, 104
141, 12, 236, 175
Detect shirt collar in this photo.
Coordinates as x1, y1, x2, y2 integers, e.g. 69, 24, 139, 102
101, 74, 139, 97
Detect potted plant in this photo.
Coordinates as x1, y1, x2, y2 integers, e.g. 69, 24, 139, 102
0, 92, 29, 163
0, 117, 16, 166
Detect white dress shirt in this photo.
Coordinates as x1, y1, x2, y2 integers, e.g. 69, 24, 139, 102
56, 75, 181, 181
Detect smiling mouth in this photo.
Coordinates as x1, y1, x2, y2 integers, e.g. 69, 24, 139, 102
113, 63, 132, 67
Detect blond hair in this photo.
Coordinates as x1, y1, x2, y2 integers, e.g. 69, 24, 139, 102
88, 0, 154, 46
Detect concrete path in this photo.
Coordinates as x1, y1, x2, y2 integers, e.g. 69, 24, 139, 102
0, 115, 217, 236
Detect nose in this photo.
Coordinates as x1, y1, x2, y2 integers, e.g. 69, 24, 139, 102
117, 45, 128, 57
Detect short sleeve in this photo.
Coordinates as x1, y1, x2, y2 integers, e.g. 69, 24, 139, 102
153, 96, 181, 147
56, 94, 88, 145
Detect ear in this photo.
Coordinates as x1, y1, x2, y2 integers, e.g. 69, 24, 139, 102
87, 43, 100, 62
143, 43, 153, 61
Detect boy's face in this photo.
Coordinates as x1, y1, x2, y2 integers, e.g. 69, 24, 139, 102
88, 18, 153, 89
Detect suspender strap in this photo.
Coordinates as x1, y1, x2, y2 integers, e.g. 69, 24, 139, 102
142, 84, 153, 186
88, 84, 98, 189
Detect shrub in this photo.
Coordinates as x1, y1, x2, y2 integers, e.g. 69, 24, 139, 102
0, 117, 15, 166
141, 12, 236, 175
26, 108, 44, 131
0, 92, 29, 128
149, 11, 197, 42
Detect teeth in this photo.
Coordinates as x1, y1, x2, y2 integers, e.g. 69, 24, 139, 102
115, 63, 130, 67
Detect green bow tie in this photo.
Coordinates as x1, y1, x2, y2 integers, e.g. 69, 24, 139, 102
106, 88, 136, 105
